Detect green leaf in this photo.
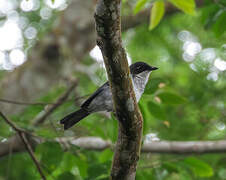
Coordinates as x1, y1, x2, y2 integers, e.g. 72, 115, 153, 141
87, 162, 110, 179
162, 162, 179, 173
35, 142, 63, 172
219, 0, 226, 6
200, 4, 219, 29
96, 174, 109, 180
0, 121, 11, 137
61, 152, 77, 171
168, 0, 196, 15
139, 102, 152, 135
74, 155, 88, 178
149, 1, 165, 30
106, 114, 118, 142
213, 11, 226, 37
98, 149, 113, 163
184, 157, 214, 177
158, 91, 186, 105
136, 169, 155, 179
144, 78, 168, 94
148, 101, 166, 119
57, 172, 76, 180
134, 0, 148, 14
35, 128, 58, 138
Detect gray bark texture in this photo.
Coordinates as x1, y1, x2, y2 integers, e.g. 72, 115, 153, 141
94, 0, 143, 179
2, 136, 226, 158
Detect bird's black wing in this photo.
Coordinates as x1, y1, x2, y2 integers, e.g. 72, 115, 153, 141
81, 81, 109, 109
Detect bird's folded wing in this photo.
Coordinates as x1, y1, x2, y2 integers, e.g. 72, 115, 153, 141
81, 82, 109, 109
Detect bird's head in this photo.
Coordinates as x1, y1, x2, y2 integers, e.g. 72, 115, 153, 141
130, 61, 158, 75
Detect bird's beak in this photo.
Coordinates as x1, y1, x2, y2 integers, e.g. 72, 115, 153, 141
150, 66, 158, 71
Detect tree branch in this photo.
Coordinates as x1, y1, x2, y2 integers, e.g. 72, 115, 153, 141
95, 1, 143, 179
0, 112, 46, 180
142, 140, 226, 154
0, 80, 78, 159
2, 136, 226, 159
0, 95, 89, 107
66, 137, 226, 154
0, 98, 53, 106
33, 80, 78, 125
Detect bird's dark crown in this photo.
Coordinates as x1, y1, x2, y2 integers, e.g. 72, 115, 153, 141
130, 62, 158, 75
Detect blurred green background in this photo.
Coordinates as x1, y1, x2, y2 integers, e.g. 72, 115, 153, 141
0, 0, 226, 179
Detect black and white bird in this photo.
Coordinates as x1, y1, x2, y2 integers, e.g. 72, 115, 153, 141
60, 62, 158, 130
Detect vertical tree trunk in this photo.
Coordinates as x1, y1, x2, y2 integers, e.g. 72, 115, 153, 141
94, 0, 143, 179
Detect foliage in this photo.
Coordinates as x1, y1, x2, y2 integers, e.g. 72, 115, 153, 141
134, 0, 196, 30
133, 0, 226, 36
0, 1, 226, 180
149, 1, 165, 30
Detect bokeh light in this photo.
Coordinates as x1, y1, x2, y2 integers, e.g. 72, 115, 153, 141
45, 0, 67, 10
2, 53, 14, 71
9, 49, 26, 66
214, 58, 226, 71
0, 20, 23, 51
24, 26, 37, 39
7, 10, 19, 22
178, 30, 226, 81
0, 51, 5, 67
183, 41, 202, 57
20, 0, 40, 12
20, 0, 34, 12
40, 7, 52, 20
144, 133, 160, 143
207, 72, 218, 81
216, 122, 226, 131
178, 30, 197, 42
200, 48, 216, 63
18, 16, 29, 29
90, 45, 132, 65
0, 0, 69, 71
0, 0, 18, 15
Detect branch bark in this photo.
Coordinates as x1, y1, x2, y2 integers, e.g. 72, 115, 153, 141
94, 1, 143, 179
2, 136, 226, 159
68, 137, 226, 154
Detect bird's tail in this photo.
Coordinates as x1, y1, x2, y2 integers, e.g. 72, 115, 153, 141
60, 109, 89, 130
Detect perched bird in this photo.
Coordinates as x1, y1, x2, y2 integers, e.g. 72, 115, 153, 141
60, 62, 158, 130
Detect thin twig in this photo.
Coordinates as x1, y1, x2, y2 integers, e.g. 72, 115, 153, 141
19, 133, 46, 180
0, 111, 46, 180
0, 95, 89, 106
0, 98, 53, 106
0, 112, 22, 131
33, 80, 78, 125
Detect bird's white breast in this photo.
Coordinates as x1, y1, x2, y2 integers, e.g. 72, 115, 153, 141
132, 71, 151, 102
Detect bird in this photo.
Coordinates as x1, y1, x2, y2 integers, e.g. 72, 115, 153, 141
60, 62, 158, 130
